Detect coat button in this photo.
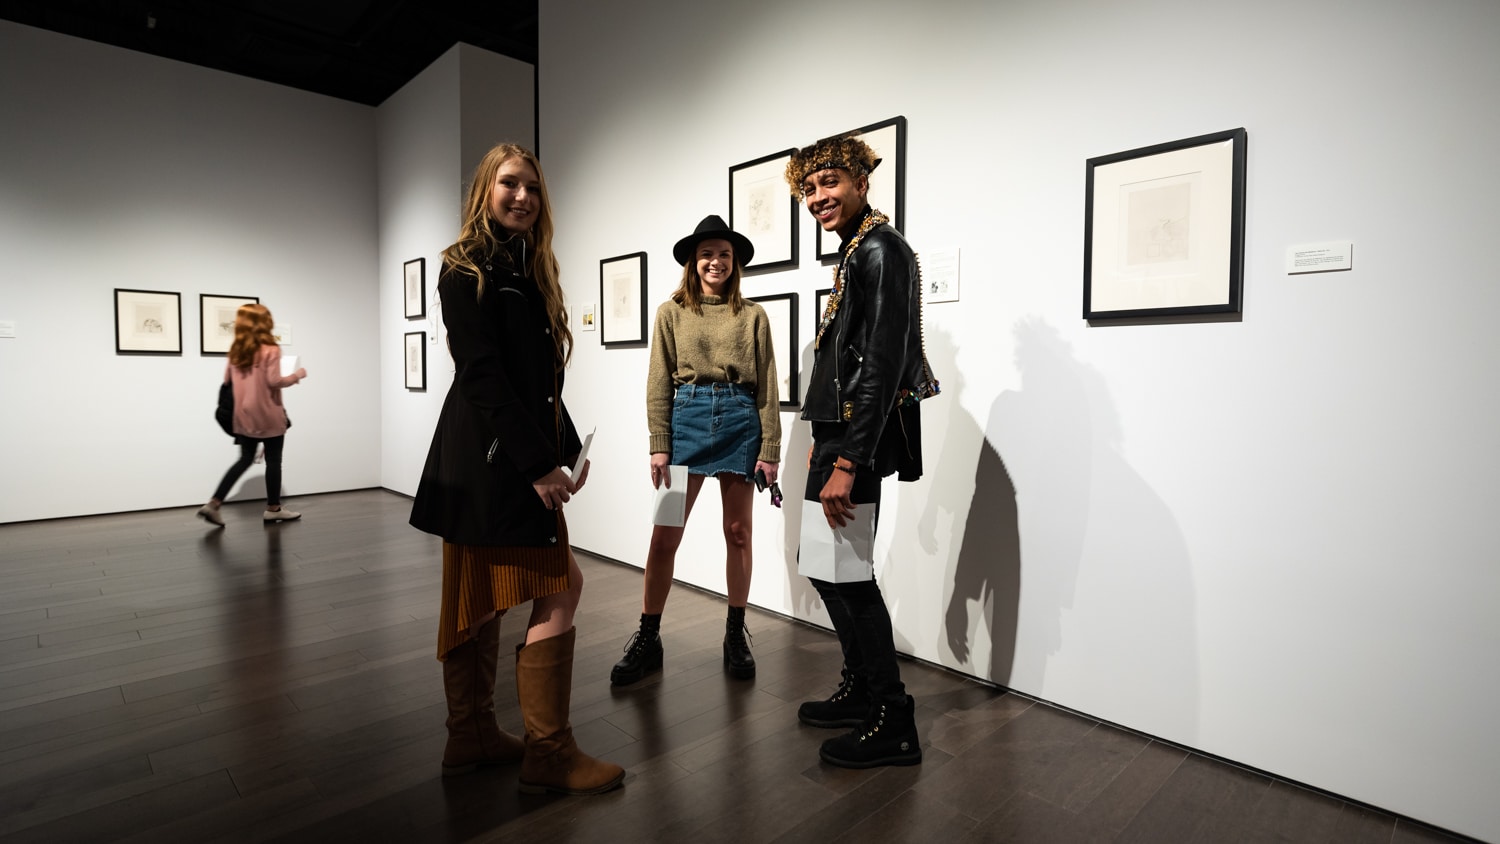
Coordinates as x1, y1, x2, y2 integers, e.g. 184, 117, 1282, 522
548, 536, 557, 544
544, 328, 551, 334
546, 396, 554, 403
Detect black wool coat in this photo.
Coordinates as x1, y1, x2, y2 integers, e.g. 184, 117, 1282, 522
409, 244, 582, 547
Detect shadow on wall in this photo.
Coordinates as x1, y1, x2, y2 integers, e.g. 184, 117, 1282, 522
970, 318, 1199, 739
914, 325, 1022, 687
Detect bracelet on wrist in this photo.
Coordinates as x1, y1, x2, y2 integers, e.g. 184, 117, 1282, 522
833, 460, 857, 475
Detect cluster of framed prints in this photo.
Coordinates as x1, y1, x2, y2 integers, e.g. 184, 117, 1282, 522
592, 116, 911, 410
402, 257, 427, 390
113, 289, 261, 356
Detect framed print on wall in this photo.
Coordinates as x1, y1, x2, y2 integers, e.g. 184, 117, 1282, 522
199, 294, 258, 355
600, 252, 648, 347
114, 288, 182, 355
1084, 127, 1247, 320
404, 331, 426, 391
815, 115, 908, 261
403, 257, 426, 319
813, 287, 833, 343
729, 148, 798, 273
750, 292, 799, 408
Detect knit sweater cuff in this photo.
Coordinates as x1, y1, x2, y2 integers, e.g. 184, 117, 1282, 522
649, 433, 672, 455
758, 439, 782, 463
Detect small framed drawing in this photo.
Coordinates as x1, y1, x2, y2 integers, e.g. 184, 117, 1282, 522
403, 257, 425, 319
729, 148, 798, 273
813, 287, 833, 343
1084, 128, 1247, 320
579, 303, 597, 332
815, 116, 907, 261
600, 252, 647, 347
199, 294, 259, 355
114, 288, 182, 355
404, 331, 426, 391
750, 292, 799, 408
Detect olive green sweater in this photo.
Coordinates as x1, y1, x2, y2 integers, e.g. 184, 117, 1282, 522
646, 294, 782, 463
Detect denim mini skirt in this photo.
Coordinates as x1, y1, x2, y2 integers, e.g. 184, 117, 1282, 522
670, 382, 759, 478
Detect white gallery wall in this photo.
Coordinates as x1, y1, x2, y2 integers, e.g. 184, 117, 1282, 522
0, 21, 381, 523
377, 47, 535, 497
540, 0, 1500, 838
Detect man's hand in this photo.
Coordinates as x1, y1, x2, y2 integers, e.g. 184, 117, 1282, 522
819, 466, 857, 528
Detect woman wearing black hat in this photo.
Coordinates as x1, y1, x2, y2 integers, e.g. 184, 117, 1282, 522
610, 215, 782, 686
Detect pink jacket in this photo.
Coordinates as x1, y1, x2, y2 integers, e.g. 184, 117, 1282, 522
225, 344, 303, 438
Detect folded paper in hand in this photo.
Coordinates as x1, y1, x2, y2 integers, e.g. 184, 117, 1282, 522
797, 499, 877, 582
652, 465, 688, 527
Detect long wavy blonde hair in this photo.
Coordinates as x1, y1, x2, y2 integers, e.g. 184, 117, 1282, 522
227, 303, 277, 368
442, 143, 572, 367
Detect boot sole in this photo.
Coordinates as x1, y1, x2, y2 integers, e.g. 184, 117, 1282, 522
819, 747, 923, 769
722, 657, 756, 680
609, 655, 663, 686
518, 771, 625, 795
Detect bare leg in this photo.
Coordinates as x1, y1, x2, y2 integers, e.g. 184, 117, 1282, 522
719, 474, 755, 607
526, 550, 584, 644
641, 474, 707, 614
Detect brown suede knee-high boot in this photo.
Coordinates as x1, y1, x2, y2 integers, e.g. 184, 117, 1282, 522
515, 627, 625, 794
442, 616, 525, 776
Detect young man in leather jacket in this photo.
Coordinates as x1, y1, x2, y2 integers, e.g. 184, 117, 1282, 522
784, 134, 928, 769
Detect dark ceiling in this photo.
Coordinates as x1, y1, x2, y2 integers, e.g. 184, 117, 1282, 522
0, 0, 538, 106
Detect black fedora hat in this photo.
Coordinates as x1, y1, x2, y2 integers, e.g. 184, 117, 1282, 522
672, 214, 755, 267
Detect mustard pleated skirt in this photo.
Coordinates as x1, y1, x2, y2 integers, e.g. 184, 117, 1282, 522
436, 515, 570, 660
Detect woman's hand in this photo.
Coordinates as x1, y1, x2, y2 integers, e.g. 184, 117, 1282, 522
754, 460, 779, 486
649, 452, 671, 488
295, 367, 307, 380
532, 466, 578, 510
571, 458, 591, 492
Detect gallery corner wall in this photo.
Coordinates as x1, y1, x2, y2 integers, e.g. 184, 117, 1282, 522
376, 44, 535, 497
0, 20, 381, 523
537, 0, 1500, 838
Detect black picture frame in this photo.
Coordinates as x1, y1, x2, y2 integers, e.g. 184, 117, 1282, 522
814, 116, 908, 261
600, 251, 648, 347
729, 148, 798, 273
199, 294, 259, 356
749, 292, 799, 409
403, 257, 426, 319
114, 288, 182, 355
404, 331, 426, 390
1084, 128, 1247, 320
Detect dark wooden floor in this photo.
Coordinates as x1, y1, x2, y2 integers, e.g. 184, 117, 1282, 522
0, 490, 1476, 843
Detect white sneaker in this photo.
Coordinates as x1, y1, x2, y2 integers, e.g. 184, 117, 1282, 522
263, 508, 302, 522
197, 502, 224, 526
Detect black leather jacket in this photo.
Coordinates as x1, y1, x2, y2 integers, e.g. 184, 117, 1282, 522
802, 212, 924, 480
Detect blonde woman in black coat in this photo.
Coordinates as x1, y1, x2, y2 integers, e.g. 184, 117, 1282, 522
410, 143, 623, 795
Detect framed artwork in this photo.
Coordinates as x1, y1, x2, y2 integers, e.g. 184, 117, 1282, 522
199, 294, 258, 355
403, 257, 425, 319
729, 148, 798, 273
815, 115, 908, 261
813, 287, 833, 342
1084, 128, 1247, 320
404, 331, 426, 391
114, 288, 182, 355
579, 303, 597, 332
600, 252, 648, 347
750, 292, 799, 408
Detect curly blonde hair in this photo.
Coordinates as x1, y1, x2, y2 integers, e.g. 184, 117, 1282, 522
784, 134, 878, 197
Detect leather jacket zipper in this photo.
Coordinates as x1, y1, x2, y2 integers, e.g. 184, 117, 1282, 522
486, 438, 499, 464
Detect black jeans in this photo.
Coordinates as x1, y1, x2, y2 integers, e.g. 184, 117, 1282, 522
213, 435, 285, 506
805, 422, 906, 704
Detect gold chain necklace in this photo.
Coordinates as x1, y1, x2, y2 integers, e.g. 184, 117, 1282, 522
815, 209, 889, 349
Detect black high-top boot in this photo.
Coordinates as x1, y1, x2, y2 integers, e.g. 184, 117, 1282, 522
818, 694, 921, 769
723, 606, 755, 679
797, 666, 870, 728
610, 613, 663, 686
